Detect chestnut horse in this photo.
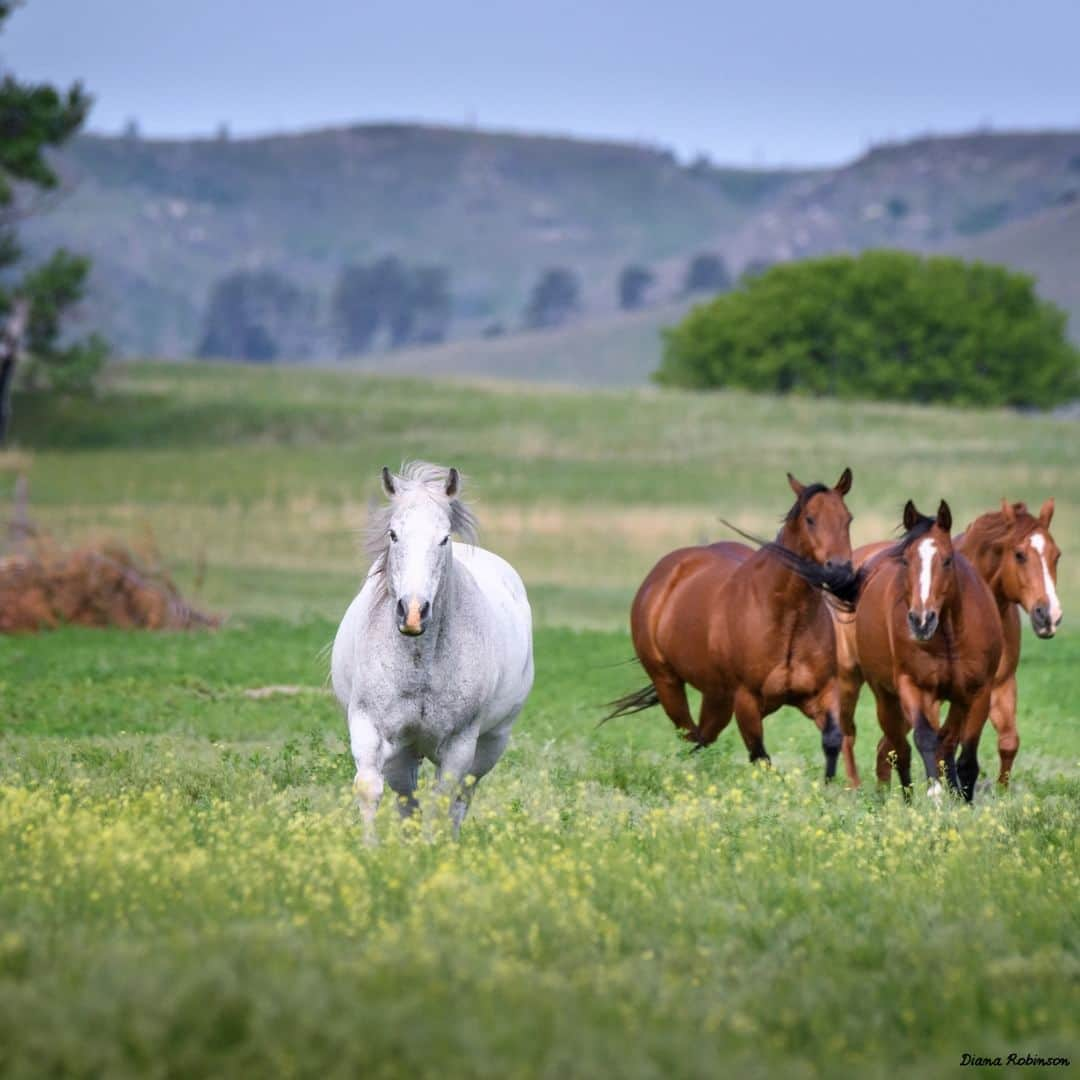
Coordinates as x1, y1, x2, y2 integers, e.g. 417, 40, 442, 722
607, 470, 858, 781
837, 498, 1062, 787
853, 500, 1002, 801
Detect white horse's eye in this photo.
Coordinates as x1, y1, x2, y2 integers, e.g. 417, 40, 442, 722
440, 534, 450, 546
389, 529, 398, 542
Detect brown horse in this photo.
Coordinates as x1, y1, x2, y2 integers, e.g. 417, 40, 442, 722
837, 498, 1063, 787
607, 470, 859, 781
853, 500, 1003, 801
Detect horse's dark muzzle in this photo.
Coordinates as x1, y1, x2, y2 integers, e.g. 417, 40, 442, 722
907, 609, 939, 641
1030, 603, 1059, 638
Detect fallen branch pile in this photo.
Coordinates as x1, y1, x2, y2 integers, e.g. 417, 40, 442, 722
1, 494, 218, 633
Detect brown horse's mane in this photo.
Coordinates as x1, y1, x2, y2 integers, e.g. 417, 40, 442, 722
783, 483, 830, 523
960, 503, 1041, 558
720, 483, 859, 606
851, 510, 948, 606
885, 511, 938, 559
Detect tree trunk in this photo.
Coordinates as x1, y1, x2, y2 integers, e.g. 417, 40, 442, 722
0, 298, 29, 446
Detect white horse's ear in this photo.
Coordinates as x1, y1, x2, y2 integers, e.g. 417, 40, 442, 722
381, 467, 396, 497
445, 467, 460, 498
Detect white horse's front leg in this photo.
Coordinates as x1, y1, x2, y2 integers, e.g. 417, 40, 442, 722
435, 728, 480, 837
349, 705, 386, 842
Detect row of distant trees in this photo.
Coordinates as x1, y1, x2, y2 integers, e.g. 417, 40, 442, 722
198, 257, 452, 362
198, 251, 745, 362
615, 252, 772, 311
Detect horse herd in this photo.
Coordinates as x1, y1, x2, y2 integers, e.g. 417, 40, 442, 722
332, 461, 1062, 833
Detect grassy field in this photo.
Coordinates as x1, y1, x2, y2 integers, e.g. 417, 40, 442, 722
1, 363, 1078, 1077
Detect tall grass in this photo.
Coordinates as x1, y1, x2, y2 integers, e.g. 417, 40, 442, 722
2, 624, 1078, 1078
6, 362, 1079, 625
1, 366, 1077, 1075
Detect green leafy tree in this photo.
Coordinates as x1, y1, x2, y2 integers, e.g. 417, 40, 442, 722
332, 258, 452, 353
682, 252, 730, 295
198, 269, 313, 362
370, 256, 415, 348
409, 266, 451, 345
618, 264, 654, 311
524, 267, 581, 330
0, 2, 107, 443
332, 264, 380, 355
657, 251, 1080, 407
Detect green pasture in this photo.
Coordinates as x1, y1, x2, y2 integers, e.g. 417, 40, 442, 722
0, 363, 1077, 1077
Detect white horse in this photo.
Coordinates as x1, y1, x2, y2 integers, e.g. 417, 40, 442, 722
331, 462, 534, 835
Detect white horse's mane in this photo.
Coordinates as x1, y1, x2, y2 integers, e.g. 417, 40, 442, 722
365, 461, 479, 583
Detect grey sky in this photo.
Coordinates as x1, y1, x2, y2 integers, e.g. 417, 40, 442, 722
5, 0, 1080, 166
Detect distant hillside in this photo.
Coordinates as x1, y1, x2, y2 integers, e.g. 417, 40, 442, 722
341, 299, 695, 387
22, 124, 798, 357
949, 199, 1080, 336
728, 131, 1080, 264
21, 124, 1080, 364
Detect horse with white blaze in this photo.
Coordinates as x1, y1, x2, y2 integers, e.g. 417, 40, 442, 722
331, 462, 534, 835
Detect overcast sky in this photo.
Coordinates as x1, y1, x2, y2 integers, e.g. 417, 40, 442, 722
4, 0, 1079, 166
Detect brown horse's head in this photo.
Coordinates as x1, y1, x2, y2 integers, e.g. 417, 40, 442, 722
993, 498, 1063, 638
722, 468, 858, 602
897, 499, 955, 642
785, 467, 855, 579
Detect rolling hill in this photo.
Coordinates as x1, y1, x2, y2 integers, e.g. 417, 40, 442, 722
22, 124, 799, 358
21, 124, 1080, 366
950, 198, 1080, 336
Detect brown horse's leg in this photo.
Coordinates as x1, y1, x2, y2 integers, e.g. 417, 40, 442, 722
798, 691, 844, 784
874, 692, 912, 793
989, 677, 1019, 786
837, 666, 864, 788
696, 692, 734, 747
897, 678, 942, 787
953, 686, 992, 803
840, 736, 859, 787
874, 736, 894, 784
733, 689, 770, 765
650, 671, 699, 743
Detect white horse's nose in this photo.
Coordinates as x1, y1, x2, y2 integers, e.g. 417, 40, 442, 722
397, 597, 431, 635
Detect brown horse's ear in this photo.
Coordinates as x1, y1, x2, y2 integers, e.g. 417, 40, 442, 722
381, 466, 396, 497
787, 472, 806, 497
1039, 497, 1055, 527
903, 500, 920, 532
1000, 498, 1016, 525
445, 467, 460, 498
937, 500, 952, 532
834, 467, 853, 496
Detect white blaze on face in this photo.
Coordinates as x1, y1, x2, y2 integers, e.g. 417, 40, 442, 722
1030, 533, 1063, 624
389, 497, 451, 615
917, 538, 936, 606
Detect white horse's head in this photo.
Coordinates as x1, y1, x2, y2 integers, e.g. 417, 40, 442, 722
370, 462, 478, 636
